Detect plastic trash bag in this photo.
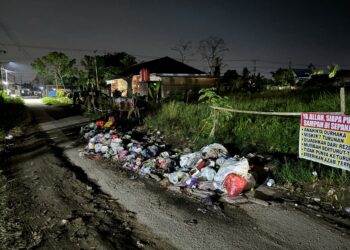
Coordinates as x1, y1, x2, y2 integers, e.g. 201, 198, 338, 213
111, 138, 123, 144
94, 143, 102, 153
118, 150, 129, 160
160, 151, 170, 158
101, 145, 109, 154
180, 152, 202, 169
140, 166, 151, 175
166, 171, 189, 185
148, 145, 158, 157
157, 158, 171, 169
244, 173, 256, 191
95, 121, 105, 127
201, 143, 228, 159
140, 149, 151, 159
88, 122, 97, 130
142, 158, 156, 168
111, 134, 119, 139
186, 178, 200, 188
224, 173, 248, 197
95, 134, 103, 143
104, 121, 113, 128
87, 142, 95, 151
213, 157, 249, 190
200, 167, 217, 181
110, 143, 124, 154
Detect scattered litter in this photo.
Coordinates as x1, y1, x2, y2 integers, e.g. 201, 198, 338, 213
327, 188, 335, 196
80, 118, 274, 208
266, 178, 275, 187
313, 197, 321, 203
61, 219, 68, 225
345, 207, 350, 214
5, 134, 14, 140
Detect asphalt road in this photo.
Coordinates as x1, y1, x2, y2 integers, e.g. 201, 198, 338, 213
2, 99, 350, 250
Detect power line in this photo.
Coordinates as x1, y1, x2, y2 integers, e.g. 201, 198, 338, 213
0, 20, 32, 61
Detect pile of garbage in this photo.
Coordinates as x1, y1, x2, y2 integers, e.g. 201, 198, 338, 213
80, 117, 256, 198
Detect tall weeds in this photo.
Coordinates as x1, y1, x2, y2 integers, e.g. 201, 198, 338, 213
144, 90, 349, 154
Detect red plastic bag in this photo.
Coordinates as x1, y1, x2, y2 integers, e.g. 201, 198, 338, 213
224, 174, 247, 197
95, 121, 105, 127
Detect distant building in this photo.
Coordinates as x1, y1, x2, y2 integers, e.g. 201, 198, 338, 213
112, 56, 216, 98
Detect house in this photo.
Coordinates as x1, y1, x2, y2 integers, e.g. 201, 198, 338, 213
114, 56, 217, 98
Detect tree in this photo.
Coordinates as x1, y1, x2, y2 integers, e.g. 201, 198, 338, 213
272, 68, 296, 86
31, 52, 77, 89
308, 64, 324, 77
220, 69, 241, 91
198, 36, 228, 76
327, 64, 340, 78
242, 67, 250, 81
171, 40, 193, 63
80, 52, 137, 88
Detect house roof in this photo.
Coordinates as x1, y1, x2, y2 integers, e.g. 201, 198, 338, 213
120, 56, 206, 76
292, 68, 311, 78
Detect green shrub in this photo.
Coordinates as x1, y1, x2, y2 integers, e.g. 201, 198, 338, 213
42, 97, 72, 105
0, 92, 27, 135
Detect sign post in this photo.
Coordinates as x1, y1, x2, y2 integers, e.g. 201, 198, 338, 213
299, 113, 350, 171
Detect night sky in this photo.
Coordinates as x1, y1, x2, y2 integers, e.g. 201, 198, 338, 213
0, 0, 350, 81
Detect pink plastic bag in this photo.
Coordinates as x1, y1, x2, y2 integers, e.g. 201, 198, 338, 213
224, 174, 247, 197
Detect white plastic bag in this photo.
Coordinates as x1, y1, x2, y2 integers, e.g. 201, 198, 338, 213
201, 143, 228, 159
166, 171, 190, 185
94, 143, 102, 153
213, 157, 249, 189
179, 152, 202, 169
200, 167, 217, 181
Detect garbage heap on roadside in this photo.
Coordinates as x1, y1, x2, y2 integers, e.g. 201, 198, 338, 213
80, 117, 256, 198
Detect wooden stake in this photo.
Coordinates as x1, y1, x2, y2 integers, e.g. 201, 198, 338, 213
340, 87, 345, 114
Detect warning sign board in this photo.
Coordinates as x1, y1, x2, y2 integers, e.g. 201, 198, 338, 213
299, 113, 350, 171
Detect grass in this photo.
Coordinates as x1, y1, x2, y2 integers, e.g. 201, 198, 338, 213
42, 96, 72, 105
0, 92, 27, 140
144, 89, 350, 187
145, 89, 349, 153
274, 158, 314, 186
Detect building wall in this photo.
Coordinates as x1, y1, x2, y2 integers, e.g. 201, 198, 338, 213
160, 76, 217, 97
131, 75, 217, 97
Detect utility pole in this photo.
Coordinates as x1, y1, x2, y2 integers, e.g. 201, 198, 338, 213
93, 50, 99, 90
288, 58, 292, 70
253, 59, 257, 74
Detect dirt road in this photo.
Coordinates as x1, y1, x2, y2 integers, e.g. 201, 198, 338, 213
1, 100, 350, 250
1, 100, 170, 250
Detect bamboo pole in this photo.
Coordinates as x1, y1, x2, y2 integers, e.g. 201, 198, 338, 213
209, 109, 217, 138
211, 106, 343, 117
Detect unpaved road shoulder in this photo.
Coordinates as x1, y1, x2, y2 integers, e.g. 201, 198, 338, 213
65, 147, 350, 250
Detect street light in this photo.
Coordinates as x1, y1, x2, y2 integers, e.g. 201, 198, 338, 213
1, 67, 15, 95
